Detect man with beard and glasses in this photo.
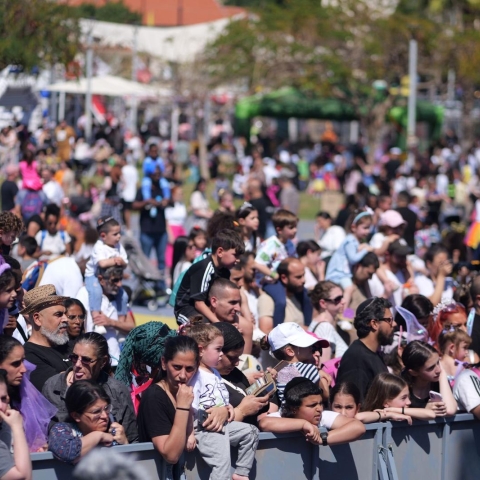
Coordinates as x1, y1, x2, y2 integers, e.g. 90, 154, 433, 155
22, 284, 71, 391
258, 258, 313, 334
76, 266, 135, 369
336, 297, 396, 400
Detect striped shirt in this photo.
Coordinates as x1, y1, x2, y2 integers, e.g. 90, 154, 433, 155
174, 255, 230, 317
276, 362, 320, 403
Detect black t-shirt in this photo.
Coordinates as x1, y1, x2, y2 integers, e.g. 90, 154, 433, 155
24, 342, 71, 391
336, 339, 388, 400
396, 206, 418, 250
250, 197, 272, 240
137, 384, 183, 478
470, 314, 480, 356
1, 181, 18, 212
135, 186, 166, 235
222, 368, 279, 427
174, 256, 230, 314
409, 382, 440, 408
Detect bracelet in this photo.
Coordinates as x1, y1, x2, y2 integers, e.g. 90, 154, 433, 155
176, 407, 190, 411
377, 411, 382, 422
402, 407, 405, 415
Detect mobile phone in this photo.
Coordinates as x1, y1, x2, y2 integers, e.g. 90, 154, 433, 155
429, 391, 443, 402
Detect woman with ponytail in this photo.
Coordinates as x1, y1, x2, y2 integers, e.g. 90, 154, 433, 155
43, 332, 138, 443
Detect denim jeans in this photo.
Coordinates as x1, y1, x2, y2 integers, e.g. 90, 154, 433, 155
140, 231, 168, 290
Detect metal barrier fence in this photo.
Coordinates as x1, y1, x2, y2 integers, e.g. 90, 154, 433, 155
30, 413, 479, 480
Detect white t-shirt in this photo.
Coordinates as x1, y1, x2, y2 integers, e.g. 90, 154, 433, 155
76, 286, 121, 366
42, 181, 64, 206
369, 232, 386, 251
189, 368, 230, 413
165, 203, 187, 226
368, 270, 403, 309
35, 230, 71, 259
454, 369, 480, 413
39, 257, 84, 298
244, 288, 259, 326
85, 240, 128, 278
120, 165, 138, 202
268, 410, 339, 430
308, 321, 348, 358
414, 274, 453, 303
318, 226, 346, 260
304, 267, 318, 291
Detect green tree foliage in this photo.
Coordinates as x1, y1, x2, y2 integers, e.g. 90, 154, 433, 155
0, 0, 80, 70
72, 1, 142, 24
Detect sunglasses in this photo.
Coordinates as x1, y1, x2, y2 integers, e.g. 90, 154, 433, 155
69, 354, 97, 366
67, 314, 85, 321
324, 295, 344, 306
377, 317, 395, 326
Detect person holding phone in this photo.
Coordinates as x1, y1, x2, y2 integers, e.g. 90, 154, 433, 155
402, 340, 457, 415
48, 380, 128, 464
214, 322, 279, 426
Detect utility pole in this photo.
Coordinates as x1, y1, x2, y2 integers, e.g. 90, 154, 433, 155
130, 24, 139, 134
407, 39, 418, 147
85, 28, 93, 144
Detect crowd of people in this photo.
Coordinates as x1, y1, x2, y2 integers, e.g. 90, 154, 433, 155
1, 118, 480, 479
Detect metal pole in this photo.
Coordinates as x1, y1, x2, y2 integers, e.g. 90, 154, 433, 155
58, 91, 66, 121
447, 69, 455, 103
130, 25, 138, 134
85, 29, 93, 144
407, 39, 417, 144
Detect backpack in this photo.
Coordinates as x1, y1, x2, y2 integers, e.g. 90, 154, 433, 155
21, 256, 63, 291
39, 230, 66, 250
20, 191, 43, 221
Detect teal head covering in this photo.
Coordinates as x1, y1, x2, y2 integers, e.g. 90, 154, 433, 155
115, 321, 177, 386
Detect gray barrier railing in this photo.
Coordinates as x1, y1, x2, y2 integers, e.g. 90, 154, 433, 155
30, 413, 480, 480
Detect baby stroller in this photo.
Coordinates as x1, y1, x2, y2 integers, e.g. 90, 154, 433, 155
121, 234, 169, 311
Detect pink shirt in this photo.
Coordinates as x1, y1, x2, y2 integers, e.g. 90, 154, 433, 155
19, 161, 42, 190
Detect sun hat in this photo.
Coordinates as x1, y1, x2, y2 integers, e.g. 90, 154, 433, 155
20, 284, 69, 316
379, 210, 406, 228
268, 323, 329, 352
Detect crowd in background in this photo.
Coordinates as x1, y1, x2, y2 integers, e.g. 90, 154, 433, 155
1, 117, 480, 479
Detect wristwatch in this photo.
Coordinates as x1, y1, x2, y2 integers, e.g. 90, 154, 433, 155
320, 431, 328, 446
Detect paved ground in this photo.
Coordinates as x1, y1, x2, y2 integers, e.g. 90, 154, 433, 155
129, 214, 316, 328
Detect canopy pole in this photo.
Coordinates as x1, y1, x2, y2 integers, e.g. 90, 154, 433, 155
85, 29, 93, 144
407, 39, 417, 146
130, 25, 139, 134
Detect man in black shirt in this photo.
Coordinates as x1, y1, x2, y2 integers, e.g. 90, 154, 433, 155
22, 284, 71, 391
0, 165, 19, 212
175, 230, 244, 325
336, 297, 396, 400
133, 165, 168, 291
395, 191, 418, 250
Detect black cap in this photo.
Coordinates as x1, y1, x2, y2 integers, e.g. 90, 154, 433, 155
388, 240, 411, 256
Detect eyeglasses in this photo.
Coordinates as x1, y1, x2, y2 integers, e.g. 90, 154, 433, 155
324, 295, 344, 306
84, 404, 112, 421
69, 354, 98, 366
378, 317, 395, 326
67, 314, 85, 321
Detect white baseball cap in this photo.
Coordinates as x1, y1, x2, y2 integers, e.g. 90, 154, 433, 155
268, 323, 329, 351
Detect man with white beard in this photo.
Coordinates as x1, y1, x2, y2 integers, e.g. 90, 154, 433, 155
22, 284, 71, 391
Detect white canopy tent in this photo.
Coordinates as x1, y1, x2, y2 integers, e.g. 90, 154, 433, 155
42, 75, 171, 98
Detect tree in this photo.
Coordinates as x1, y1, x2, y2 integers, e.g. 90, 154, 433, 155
0, 0, 80, 70
203, 0, 444, 160
71, 1, 142, 25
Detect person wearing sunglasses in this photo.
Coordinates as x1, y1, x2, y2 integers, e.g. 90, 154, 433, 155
48, 380, 128, 464
43, 332, 138, 443
64, 298, 86, 353
336, 297, 396, 400
308, 281, 349, 361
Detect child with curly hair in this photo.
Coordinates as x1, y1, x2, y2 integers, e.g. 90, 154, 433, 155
0, 212, 23, 255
